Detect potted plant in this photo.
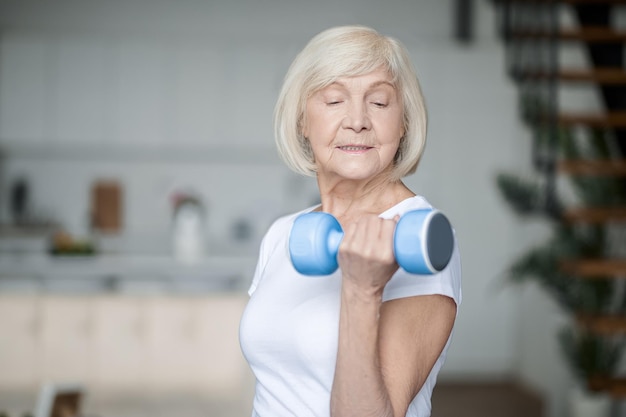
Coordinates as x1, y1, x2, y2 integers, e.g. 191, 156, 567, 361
496, 125, 626, 416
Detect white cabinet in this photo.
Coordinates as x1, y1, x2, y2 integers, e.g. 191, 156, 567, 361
40, 296, 96, 384
0, 295, 41, 389
0, 294, 251, 396
92, 297, 151, 390
147, 295, 248, 395
196, 295, 250, 394
148, 297, 206, 392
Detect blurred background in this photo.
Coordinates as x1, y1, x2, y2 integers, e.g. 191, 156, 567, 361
0, 0, 625, 416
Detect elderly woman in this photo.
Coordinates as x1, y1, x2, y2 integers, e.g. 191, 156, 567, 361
239, 25, 462, 417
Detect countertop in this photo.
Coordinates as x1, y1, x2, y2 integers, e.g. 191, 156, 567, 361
0, 252, 257, 294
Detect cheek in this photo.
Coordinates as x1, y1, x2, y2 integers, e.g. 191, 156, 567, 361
378, 116, 404, 144
392, 112, 406, 140
302, 107, 325, 139
306, 117, 336, 144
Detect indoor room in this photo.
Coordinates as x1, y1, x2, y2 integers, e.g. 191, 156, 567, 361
0, 1, 625, 416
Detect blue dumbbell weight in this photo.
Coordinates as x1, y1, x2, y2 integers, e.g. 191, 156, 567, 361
289, 209, 454, 276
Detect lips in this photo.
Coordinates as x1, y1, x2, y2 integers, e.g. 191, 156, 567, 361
337, 145, 373, 152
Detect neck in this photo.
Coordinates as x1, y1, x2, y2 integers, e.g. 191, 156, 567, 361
316, 173, 414, 220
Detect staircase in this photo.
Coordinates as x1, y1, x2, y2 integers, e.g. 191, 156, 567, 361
494, 0, 626, 398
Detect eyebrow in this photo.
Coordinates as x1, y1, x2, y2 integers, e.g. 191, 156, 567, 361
328, 79, 396, 90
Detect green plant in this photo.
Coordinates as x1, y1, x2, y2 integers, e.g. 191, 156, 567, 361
496, 124, 626, 390
559, 327, 623, 386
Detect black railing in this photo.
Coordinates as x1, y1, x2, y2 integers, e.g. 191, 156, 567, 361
496, 0, 562, 217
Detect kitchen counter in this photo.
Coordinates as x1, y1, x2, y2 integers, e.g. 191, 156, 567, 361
0, 253, 257, 294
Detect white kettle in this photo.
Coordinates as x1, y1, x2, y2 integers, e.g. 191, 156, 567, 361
171, 194, 206, 264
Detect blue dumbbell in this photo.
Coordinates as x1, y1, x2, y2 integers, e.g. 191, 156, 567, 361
289, 209, 454, 276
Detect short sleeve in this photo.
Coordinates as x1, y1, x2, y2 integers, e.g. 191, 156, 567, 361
378, 196, 462, 307
247, 206, 320, 296
382, 235, 462, 307
247, 231, 271, 296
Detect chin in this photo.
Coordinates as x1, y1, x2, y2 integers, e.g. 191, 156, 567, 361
337, 169, 387, 182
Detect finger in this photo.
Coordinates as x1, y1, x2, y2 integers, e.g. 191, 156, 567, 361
379, 218, 397, 259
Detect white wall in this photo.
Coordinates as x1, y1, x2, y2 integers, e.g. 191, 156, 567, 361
0, 0, 579, 415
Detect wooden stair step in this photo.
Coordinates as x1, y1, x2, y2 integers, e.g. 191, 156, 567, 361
512, 26, 626, 42
608, 378, 626, 399
556, 111, 626, 128
566, 0, 626, 3
577, 314, 626, 334
560, 68, 626, 84
501, 0, 626, 4
558, 159, 626, 176
583, 376, 626, 399
561, 259, 626, 277
563, 207, 626, 222
524, 68, 626, 84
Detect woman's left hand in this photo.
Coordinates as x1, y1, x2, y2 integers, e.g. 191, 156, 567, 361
337, 214, 400, 296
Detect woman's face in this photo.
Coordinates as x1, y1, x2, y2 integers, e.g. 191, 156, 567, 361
302, 68, 404, 183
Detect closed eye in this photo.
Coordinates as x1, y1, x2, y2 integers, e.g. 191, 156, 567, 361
372, 102, 387, 108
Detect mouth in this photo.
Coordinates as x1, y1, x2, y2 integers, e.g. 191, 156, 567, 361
336, 145, 374, 153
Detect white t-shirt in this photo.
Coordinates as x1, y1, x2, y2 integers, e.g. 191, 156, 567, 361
239, 196, 462, 417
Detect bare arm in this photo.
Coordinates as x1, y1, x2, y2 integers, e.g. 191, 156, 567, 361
379, 295, 456, 415
330, 215, 457, 417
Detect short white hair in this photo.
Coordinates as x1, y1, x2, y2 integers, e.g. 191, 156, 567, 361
274, 25, 427, 181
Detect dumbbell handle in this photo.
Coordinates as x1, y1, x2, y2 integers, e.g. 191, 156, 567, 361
326, 228, 344, 262
289, 209, 454, 276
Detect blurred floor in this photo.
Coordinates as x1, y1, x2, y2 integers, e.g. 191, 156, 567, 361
432, 380, 544, 417
1, 381, 543, 417
0, 391, 252, 417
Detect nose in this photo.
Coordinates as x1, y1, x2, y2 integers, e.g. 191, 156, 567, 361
342, 101, 371, 132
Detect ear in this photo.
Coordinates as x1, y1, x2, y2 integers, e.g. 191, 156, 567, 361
301, 119, 309, 138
